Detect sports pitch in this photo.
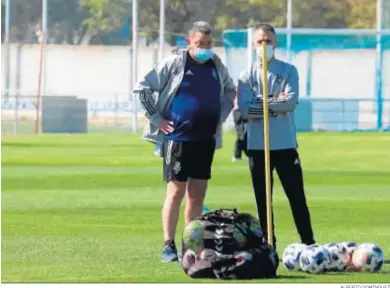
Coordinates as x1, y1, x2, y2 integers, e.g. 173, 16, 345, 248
1, 132, 390, 283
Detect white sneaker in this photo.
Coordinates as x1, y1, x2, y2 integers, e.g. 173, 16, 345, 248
232, 157, 244, 162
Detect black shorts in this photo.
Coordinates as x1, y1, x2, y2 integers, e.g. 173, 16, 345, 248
162, 139, 216, 182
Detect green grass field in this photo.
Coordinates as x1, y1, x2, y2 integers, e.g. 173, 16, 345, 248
2, 132, 390, 283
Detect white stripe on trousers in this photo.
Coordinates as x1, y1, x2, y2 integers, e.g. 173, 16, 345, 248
165, 140, 173, 165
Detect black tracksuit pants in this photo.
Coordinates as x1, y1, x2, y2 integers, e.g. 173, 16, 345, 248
248, 148, 315, 248
233, 110, 248, 159
234, 134, 248, 158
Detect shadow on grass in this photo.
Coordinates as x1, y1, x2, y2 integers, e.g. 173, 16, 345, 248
276, 275, 308, 280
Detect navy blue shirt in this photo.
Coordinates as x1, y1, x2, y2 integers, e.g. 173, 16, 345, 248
165, 54, 221, 142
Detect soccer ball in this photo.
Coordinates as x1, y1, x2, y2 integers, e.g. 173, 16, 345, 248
308, 243, 320, 249
341, 241, 358, 271
282, 243, 307, 271
181, 249, 196, 273
300, 245, 331, 274
235, 214, 264, 244
200, 248, 218, 261
233, 226, 247, 248
182, 220, 205, 253
324, 242, 349, 272
248, 216, 263, 239
341, 241, 358, 255
352, 243, 384, 272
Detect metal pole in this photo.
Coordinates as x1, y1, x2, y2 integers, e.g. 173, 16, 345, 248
15, 45, 22, 135
384, 0, 390, 28
286, 0, 293, 63
132, 0, 138, 133
376, 0, 383, 130
247, 27, 254, 70
42, 0, 47, 96
153, 46, 158, 66
5, 0, 10, 43
4, 0, 10, 101
35, 33, 45, 135
260, 41, 273, 247
5, 0, 17, 135
35, 0, 47, 134
158, 0, 165, 62
305, 51, 312, 97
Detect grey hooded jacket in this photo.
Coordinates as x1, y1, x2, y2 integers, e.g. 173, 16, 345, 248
133, 48, 236, 149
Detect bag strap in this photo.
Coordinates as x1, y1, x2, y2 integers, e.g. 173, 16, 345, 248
217, 208, 239, 214
200, 208, 239, 221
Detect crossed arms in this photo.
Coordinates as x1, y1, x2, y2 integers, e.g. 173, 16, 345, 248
237, 65, 299, 119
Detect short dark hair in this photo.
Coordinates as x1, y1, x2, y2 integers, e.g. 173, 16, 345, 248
189, 21, 213, 36
254, 23, 276, 35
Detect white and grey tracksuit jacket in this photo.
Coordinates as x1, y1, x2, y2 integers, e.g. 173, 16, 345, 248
237, 59, 299, 151
133, 49, 236, 149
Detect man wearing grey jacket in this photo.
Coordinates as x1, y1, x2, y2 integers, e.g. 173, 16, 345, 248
134, 21, 235, 262
237, 23, 315, 249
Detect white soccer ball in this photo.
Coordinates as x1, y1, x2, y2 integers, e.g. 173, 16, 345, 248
282, 243, 307, 271
324, 242, 349, 272
182, 249, 196, 273
352, 243, 384, 272
308, 243, 320, 249
341, 241, 358, 271
300, 245, 331, 274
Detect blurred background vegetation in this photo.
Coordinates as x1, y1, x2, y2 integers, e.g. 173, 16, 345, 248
0, 0, 381, 45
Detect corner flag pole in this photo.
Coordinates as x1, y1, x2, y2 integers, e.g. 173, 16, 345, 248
260, 41, 273, 247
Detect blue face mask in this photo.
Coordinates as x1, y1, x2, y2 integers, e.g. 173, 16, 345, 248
194, 48, 213, 62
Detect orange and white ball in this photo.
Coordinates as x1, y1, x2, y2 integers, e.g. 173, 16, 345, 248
352, 243, 384, 272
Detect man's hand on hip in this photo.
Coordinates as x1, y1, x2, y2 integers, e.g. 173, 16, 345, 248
159, 120, 174, 134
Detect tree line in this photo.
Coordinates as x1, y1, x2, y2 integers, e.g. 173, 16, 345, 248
1, 0, 378, 45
